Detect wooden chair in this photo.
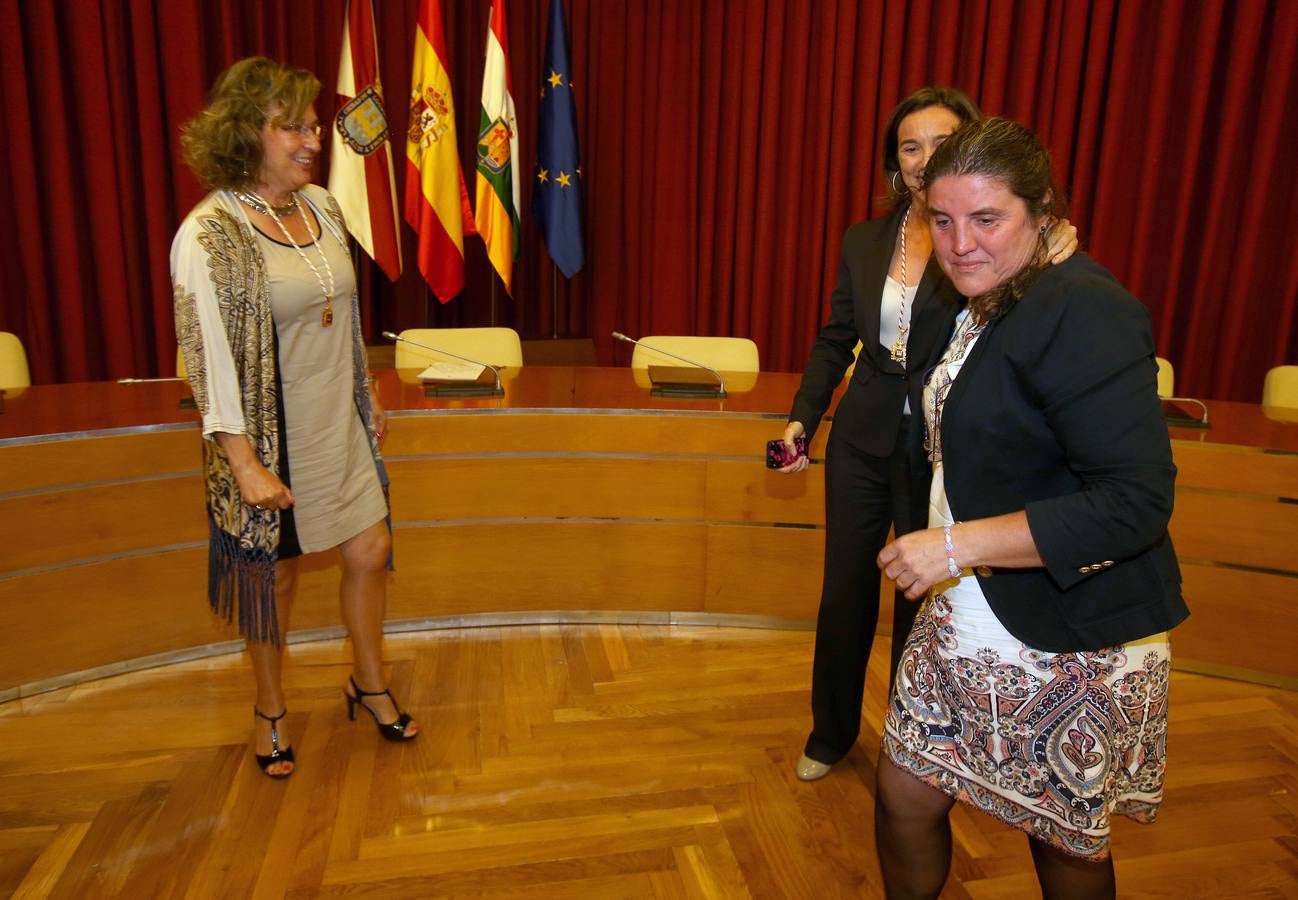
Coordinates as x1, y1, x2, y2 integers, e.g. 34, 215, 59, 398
629, 336, 760, 372
395, 328, 524, 369
844, 340, 863, 381
1262, 365, 1298, 408
1155, 357, 1174, 398
0, 331, 31, 390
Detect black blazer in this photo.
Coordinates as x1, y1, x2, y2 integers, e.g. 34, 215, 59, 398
937, 254, 1189, 652
789, 205, 961, 455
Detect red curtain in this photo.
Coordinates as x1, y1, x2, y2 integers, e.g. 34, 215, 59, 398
0, 0, 1293, 402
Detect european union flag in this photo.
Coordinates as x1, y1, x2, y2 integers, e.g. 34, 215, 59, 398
533, 0, 584, 277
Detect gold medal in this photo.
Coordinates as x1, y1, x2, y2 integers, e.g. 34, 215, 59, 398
890, 328, 908, 366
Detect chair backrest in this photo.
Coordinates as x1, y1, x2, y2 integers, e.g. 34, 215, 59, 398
629, 336, 760, 373
844, 340, 863, 381
1263, 365, 1298, 408
395, 327, 524, 369
0, 331, 32, 390
176, 347, 187, 379
1155, 357, 1174, 398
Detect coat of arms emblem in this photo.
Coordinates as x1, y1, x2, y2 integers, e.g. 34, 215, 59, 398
335, 84, 389, 155
477, 117, 513, 174
408, 84, 452, 154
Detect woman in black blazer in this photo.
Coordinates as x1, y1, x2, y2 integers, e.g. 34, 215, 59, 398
874, 118, 1189, 899
778, 87, 1076, 782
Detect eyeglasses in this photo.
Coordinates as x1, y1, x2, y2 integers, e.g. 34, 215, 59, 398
274, 120, 322, 139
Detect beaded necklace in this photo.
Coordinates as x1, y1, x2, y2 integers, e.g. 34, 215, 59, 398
240, 191, 336, 327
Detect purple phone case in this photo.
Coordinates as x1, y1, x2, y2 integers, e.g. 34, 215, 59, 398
766, 435, 808, 468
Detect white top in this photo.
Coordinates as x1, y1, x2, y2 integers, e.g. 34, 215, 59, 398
881, 275, 917, 413
879, 275, 917, 358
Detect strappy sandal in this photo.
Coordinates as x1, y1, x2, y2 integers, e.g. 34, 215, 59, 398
344, 675, 417, 742
253, 706, 296, 778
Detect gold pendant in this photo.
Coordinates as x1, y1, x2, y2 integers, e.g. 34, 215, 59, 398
890, 330, 908, 366
321, 299, 334, 327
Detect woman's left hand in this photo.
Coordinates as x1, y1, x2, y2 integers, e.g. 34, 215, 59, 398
369, 381, 387, 443
878, 528, 953, 601
1045, 218, 1079, 264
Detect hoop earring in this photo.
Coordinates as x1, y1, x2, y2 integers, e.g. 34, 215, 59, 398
890, 170, 903, 194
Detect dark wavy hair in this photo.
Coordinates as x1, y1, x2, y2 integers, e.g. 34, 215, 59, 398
179, 57, 320, 190
924, 116, 1069, 322
881, 86, 982, 207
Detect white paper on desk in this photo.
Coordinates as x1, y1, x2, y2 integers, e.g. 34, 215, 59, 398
418, 361, 485, 381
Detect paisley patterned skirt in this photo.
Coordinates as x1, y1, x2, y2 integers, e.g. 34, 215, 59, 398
881, 590, 1171, 860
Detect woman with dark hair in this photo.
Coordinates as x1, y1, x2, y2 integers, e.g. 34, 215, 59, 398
874, 117, 1188, 897
778, 87, 1077, 781
172, 57, 418, 779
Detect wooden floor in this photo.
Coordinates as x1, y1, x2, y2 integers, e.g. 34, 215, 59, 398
1, 625, 1296, 899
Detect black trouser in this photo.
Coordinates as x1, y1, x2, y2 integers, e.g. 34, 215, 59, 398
803, 416, 920, 765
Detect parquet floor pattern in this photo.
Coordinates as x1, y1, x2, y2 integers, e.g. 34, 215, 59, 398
1, 625, 1296, 898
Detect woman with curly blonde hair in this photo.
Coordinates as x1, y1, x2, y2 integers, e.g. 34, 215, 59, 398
173, 57, 418, 779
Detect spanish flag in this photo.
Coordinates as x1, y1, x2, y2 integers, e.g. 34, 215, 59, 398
474, 0, 521, 294
404, 0, 473, 303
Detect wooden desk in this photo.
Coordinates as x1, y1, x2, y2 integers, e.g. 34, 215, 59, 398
2, 369, 1295, 698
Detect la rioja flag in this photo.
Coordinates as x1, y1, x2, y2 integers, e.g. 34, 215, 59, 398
474, 0, 521, 293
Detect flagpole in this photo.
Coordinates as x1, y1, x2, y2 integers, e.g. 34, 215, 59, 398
490, 275, 497, 325
551, 260, 558, 339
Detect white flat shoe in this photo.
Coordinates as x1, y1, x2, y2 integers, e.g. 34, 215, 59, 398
796, 754, 832, 781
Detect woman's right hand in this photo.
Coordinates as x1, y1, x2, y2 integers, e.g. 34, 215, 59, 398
214, 432, 295, 511
778, 421, 810, 473
232, 459, 294, 511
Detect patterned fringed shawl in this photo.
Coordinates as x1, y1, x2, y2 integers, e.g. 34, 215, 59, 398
170, 185, 385, 642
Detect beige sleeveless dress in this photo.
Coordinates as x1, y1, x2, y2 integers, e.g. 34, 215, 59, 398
257, 219, 386, 553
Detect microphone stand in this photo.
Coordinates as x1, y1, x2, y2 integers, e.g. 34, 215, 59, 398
382, 331, 504, 397
118, 376, 196, 409
1162, 396, 1210, 428
611, 331, 727, 398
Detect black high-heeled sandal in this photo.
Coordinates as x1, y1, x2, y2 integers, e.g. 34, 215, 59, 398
253, 707, 295, 778
344, 675, 417, 742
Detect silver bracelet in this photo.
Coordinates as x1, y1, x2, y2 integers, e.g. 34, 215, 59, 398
943, 524, 961, 579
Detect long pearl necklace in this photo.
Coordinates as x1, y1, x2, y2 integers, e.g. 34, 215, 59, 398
243, 191, 336, 327
890, 205, 913, 367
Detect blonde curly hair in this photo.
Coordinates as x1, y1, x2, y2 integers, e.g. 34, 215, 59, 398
180, 56, 320, 190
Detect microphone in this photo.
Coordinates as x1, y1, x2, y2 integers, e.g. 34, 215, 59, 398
1163, 395, 1209, 426
118, 376, 196, 409
382, 331, 502, 395
611, 331, 726, 397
